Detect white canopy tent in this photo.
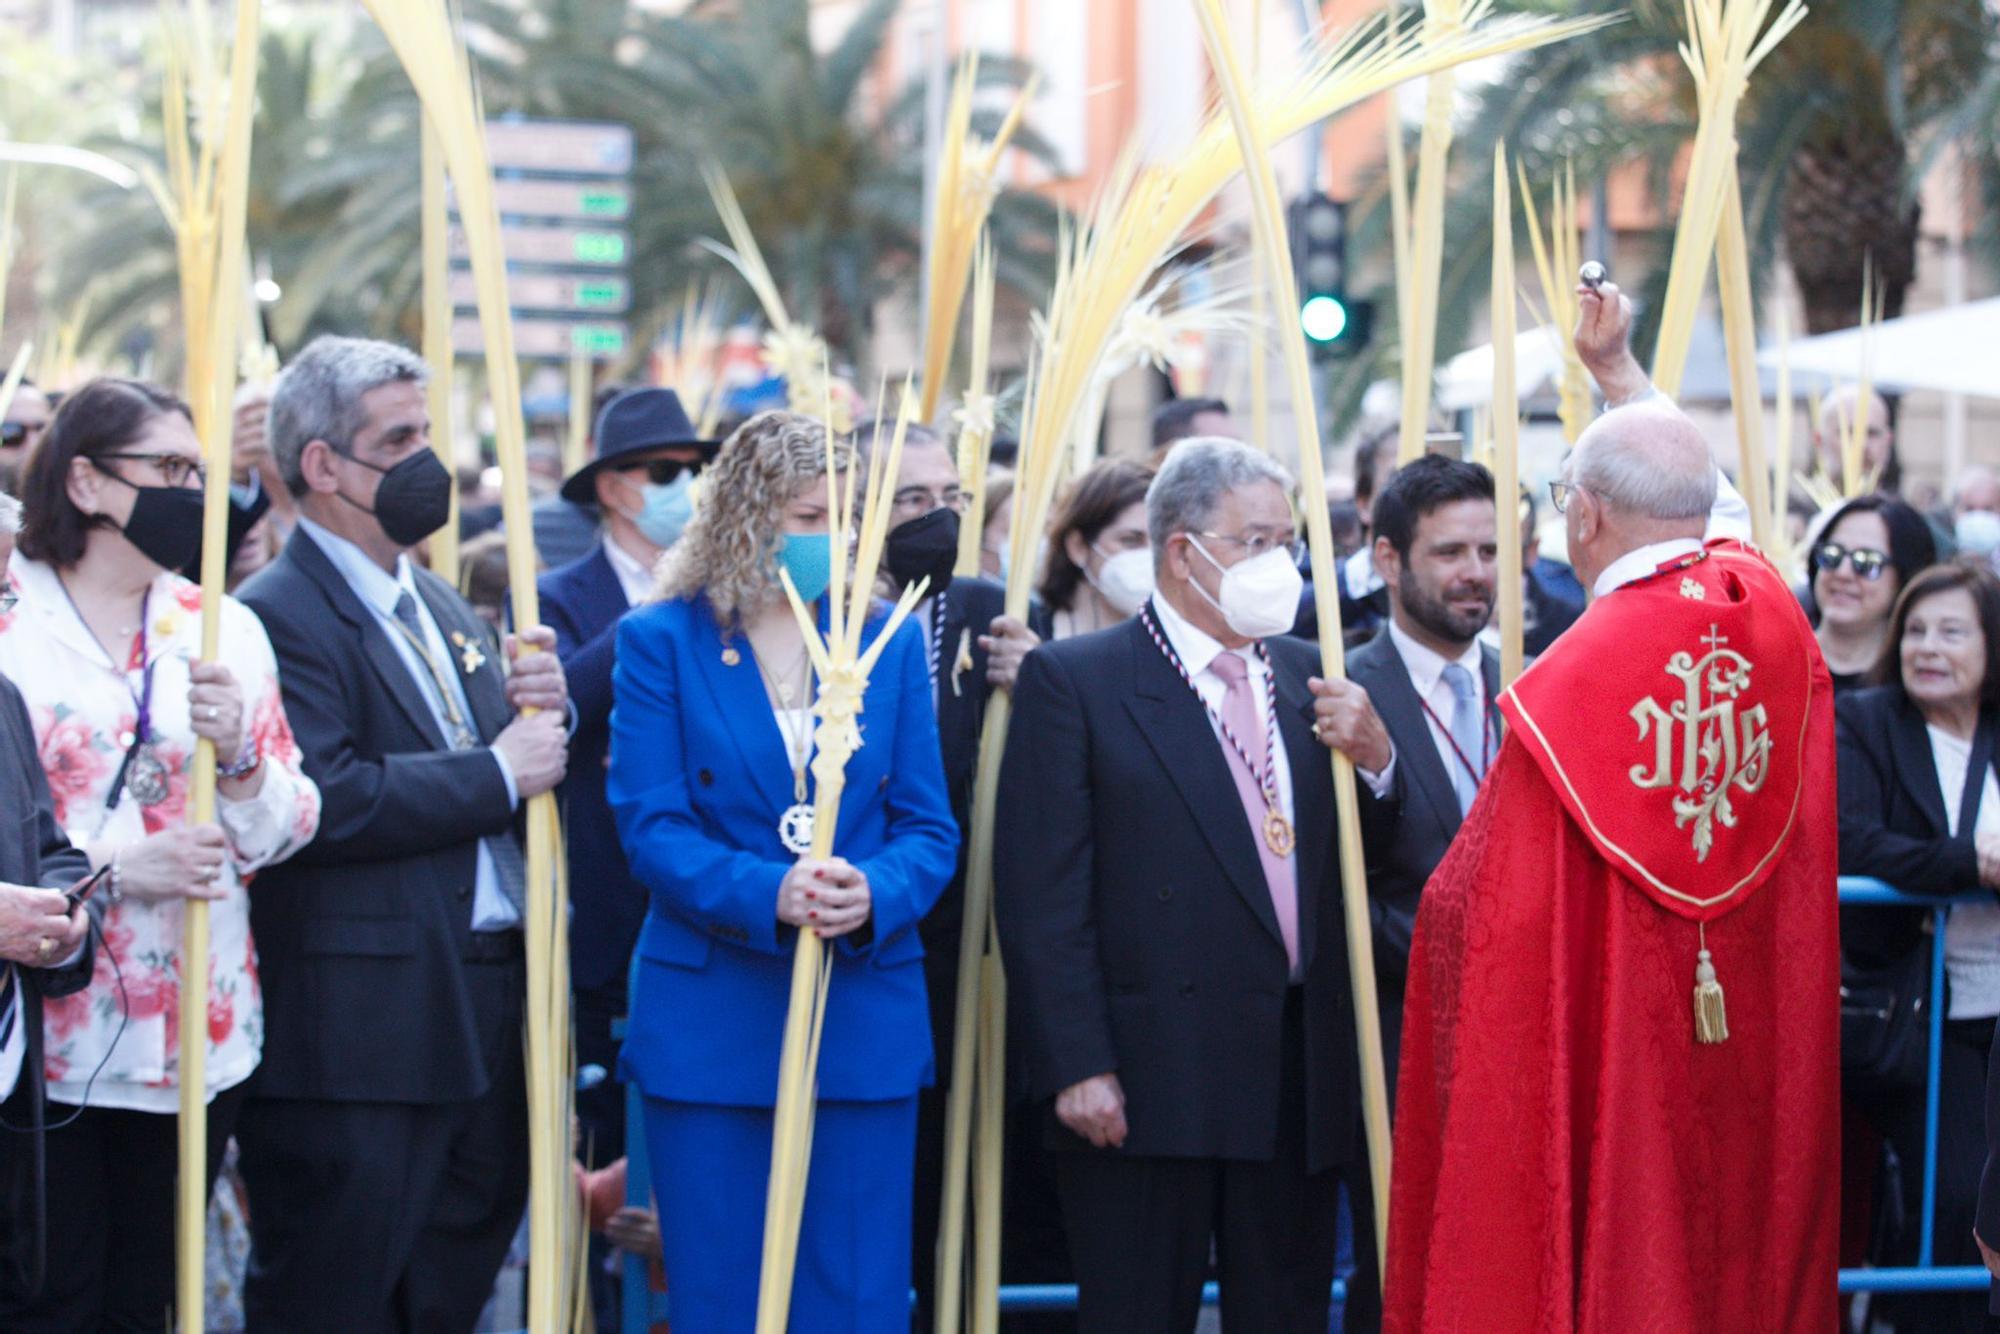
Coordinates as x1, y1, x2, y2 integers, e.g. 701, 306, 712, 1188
1757, 298, 2000, 400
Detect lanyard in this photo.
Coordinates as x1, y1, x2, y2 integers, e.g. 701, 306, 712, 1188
56, 581, 157, 813
1138, 604, 1283, 812
1416, 679, 1495, 789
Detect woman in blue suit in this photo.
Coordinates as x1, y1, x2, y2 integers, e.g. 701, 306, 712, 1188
608, 410, 958, 1330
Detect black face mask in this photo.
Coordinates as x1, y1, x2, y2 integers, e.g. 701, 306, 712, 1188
884, 505, 960, 597
337, 448, 453, 547
99, 474, 204, 573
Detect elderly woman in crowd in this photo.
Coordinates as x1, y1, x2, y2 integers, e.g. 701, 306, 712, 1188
607, 409, 956, 1329
0, 378, 319, 1330
1838, 560, 2000, 1332
1030, 457, 1155, 641
1810, 494, 1937, 693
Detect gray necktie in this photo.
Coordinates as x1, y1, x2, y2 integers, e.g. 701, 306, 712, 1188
392, 592, 525, 915
1442, 662, 1485, 816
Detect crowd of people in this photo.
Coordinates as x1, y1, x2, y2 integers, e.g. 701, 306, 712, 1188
0, 274, 1993, 1334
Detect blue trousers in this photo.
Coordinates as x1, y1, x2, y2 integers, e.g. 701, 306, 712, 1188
644, 1095, 917, 1333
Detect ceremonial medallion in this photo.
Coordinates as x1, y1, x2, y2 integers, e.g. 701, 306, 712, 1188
127, 742, 172, 807
1263, 807, 1296, 858
721, 647, 742, 667
779, 802, 816, 856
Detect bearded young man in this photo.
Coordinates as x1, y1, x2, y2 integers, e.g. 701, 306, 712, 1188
1308, 455, 1498, 1091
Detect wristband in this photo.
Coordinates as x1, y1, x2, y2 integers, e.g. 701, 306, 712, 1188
218, 745, 263, 781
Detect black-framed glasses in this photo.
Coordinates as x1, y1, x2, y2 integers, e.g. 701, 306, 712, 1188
92, 452, 206, 488
1196, 529, 1306, 563
1815, 541, 1890, 581
616, 458, 703, 486
0, 421, 39, 449
1548, 480, 1579, 515
892, 486, 970, 515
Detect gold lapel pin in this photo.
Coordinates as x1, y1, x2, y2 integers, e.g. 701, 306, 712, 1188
450, 630, 487, 675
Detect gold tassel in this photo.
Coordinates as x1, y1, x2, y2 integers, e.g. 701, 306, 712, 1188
1694, 933, 1729, 1044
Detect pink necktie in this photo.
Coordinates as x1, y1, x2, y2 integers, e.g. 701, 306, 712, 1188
1208, 651, 1300, 974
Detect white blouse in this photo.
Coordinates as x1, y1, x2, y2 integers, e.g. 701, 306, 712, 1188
0, 556, 321, 1111
1927, 724, 2000, 1020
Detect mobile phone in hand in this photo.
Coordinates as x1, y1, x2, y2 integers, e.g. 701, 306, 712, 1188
63, 864, 112, 909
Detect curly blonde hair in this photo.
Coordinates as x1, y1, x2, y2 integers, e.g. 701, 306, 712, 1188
653, 410, 851, 622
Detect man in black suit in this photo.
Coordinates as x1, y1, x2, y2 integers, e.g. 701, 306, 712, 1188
860, 422, 1054, 1321
1309, 455, 1499, 1088
237, 335, 571, 1333
539, 387, 715, 1171
996, 437, 1373, 1333
0, 673, 94, 1306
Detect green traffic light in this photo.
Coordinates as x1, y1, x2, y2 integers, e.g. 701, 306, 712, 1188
1300, 295, 1348, 343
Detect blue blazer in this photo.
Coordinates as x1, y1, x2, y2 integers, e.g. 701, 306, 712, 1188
537, 546, 644, 1000
608, 594, 959, 1106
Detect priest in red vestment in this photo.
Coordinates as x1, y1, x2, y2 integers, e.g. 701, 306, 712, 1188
1379, 382, 1840, 1332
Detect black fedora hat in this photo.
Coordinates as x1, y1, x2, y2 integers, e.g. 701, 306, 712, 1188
560, 387, 718, 504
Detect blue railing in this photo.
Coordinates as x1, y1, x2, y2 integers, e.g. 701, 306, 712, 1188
611, 877, 1992, 1329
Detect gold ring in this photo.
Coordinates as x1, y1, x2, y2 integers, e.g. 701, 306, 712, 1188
37, 936, 55, 958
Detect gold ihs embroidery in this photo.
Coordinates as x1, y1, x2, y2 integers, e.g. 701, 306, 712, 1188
1628, 625, 1772, 861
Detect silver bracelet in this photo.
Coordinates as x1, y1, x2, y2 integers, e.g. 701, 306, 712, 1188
106, 852, 124, 905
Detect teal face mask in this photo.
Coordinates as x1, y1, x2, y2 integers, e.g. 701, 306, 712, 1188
779, 532, 834, 604
634, 474, 696, 548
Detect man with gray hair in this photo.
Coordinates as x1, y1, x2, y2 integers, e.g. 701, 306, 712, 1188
1382, 291, 1841, 1328
235, 334, 572, 1331
995, 437, 1377, 1331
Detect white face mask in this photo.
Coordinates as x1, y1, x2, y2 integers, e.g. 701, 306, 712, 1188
1189, 538, 1303, 639
1957, 510, 2000, 560
1087, 545, 1155, 616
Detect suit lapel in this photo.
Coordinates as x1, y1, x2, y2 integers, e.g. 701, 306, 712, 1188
1271, 653, 1332, 975
290, 530, 447, 751
415, 572, 510, 743
1354, 635, 1462, 835
582, 546, 631, 620
687, 601, 797, 819
1121, 622, 1287, 955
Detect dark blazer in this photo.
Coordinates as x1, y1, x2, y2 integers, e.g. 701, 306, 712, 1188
994, 612, 1359, 1173
1346, 627, 1500, 989
917, 576, 1004, 1077
237, 527, 519, 1105
607, 595, 958, 1105
1835, 685, 1988, 965
538, 546, 642, 1001
1983, 1035, 2000, 1312
0, 675, 94, 1293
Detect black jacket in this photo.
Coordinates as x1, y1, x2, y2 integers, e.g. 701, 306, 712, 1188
237, 528, 520, 1105
1835, 685, 1990, 966
994, 612, 1359, 1172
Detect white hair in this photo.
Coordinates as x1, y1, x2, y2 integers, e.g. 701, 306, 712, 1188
1147, 436, 1294, 559
1569, 402, 1716, 522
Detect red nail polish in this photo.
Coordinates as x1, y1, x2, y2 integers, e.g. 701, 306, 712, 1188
814, 869, 826, 880
804, 890, 816, 900
808, 910, 818, 919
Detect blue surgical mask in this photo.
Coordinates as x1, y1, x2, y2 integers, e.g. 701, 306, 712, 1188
635, 474, 696, 549
779, 532, 834, 604
1957, 509, 2000, 561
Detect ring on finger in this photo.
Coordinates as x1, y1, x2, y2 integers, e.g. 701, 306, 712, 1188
37, 936, 55, 958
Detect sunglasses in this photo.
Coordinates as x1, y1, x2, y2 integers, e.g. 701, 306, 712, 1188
1, 421, 31, 448
616, 458, 702, 485
1815, 542, 1889, 581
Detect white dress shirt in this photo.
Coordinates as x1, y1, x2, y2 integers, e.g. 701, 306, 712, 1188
1929, 726, 2000, 1020
1374, 618, 1492, 799
298, 517, 521, 931
602, 533, 657, 608
1149, 593, 1297, 830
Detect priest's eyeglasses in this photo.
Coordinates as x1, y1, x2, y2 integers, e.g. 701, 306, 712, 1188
1815, 542, 1890, 581
1548, 480, 1579, 515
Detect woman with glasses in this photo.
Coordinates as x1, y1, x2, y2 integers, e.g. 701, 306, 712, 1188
1032, 457, 1156, 641
1808, 495, 1937, 693
607, 410, 956, 1328
1838, 560, 2000, 1331
0, 378, 321, 1330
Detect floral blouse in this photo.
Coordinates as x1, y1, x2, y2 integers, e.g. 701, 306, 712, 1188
0, 556, 321, 1112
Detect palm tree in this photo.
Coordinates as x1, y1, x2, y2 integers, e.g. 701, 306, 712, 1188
1323, 0, 1997, 428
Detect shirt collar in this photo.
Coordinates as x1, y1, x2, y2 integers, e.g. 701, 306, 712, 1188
298, 514, 414, 619
1386, 615, 1483, 698
1150, 589, 1250, 680
601, 534, 655, 605
1591, 538, 1706, 600
9, 554, 197, 669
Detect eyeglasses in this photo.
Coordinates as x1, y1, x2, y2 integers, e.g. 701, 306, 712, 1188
1815, 542, 1890, 581
0, 421, 40, 449
892, 486, 970, 515
616, 458, 703, 485
0, 590, 16, 616
1196, 530, 1306, 563
1548, 480, 1580, 515
92, 452, 206, 488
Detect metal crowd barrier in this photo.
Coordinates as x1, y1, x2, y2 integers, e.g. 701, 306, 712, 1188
609, 878, 1992, 1330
